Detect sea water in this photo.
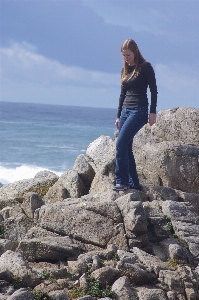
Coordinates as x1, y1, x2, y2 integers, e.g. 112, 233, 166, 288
0, 102, 117, 184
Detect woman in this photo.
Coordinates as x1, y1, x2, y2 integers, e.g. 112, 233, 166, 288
113, 39, 158, 191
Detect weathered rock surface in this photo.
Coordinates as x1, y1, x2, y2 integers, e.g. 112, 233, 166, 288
162, 200, 199, 259
43, 169, 86, 203
152, 107, 199, 146
0, 250, 40, 287
37, 193, 128, 251
0, 171, 58, 201
134, 107, 199, 193
0, 107, 199, 299
86, 135, 116, 194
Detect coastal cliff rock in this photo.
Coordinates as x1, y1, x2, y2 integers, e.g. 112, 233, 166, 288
0, 107, 199, 299
133, 107, 199, 193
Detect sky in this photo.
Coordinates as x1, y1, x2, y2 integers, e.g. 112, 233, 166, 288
1, 0, 199, 112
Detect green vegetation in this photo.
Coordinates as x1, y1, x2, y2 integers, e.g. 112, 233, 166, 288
39, 272, 48, 280
166, 216, 175, 234
67, 273, 116, 299
111, 253, 120, 261
179, 239, 189, 249
168, 258, 188, 269
32, 290, 49, 300
88, 277, 116, 298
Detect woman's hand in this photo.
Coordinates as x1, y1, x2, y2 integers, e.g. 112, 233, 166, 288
148, 113, 156, 126
115, 118, 120, 129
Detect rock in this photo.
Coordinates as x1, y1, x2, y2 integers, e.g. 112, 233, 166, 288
153, 107, 199, 146
73, 154, 95, 193
0, 250, 40, 287
43, 170, 86, 203
90, 255, 102, 272
16, 236, 82, 262
117, 250, 137, 264
38, 196, 128, 250
86, 135, 116, 193
111, 276, 136, 299
143, 200, 170, 243
134, 139, 199, 194
168, 243, 193, 264
0, 171, 58, 201
21, 192, 43, 219
144, 186, 179, 202
89, 173, 114, 194
48, 290, 68, 300
156, 238, 194, 264
77, 296, 94, 300
176, 190, 199, 215
91, 266, 121, 288
132, 247, 171, 276
79, 273, 89, 291
33, 278, 71, 294
116, 259, 155, 285
0, 280, 14, 296
166, 291, 177, 300
159, 265, 199, 297
29, 261, 69, 281
2, 211, 34, 241
161, 200, 199, 259
0, 107, 198, 300
136, 287, 167, 299
115, 194, 148, 247
86, 135, 115, 174
0, 239, 18, 256
67, 245, 118, 278
7, 288, 35, 300
133, 107, 199, 193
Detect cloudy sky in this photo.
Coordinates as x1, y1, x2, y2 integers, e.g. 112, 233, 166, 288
1, 0, 199, 111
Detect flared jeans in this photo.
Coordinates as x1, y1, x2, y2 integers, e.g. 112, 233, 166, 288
115, 106, 148, 188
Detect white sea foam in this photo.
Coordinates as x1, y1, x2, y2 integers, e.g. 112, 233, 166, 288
0, 165, 62, 184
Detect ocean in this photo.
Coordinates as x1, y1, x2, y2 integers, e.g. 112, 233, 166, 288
0, 102, 117, 184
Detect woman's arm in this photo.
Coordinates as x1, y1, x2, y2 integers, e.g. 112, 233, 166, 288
143, 62, 158, 115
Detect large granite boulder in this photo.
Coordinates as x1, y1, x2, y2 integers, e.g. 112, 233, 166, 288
152, 107, 199, 145
37, 192, 128, 251
86, 135, 116, 193
16, 235, 82, 262
73, 154, 95, 193
43, 169, 86, 203
86, 135, 116, 174
0, 171, 58, 202
134, 107, 199, 193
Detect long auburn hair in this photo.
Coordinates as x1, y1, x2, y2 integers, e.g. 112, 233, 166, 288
121, 39, 146, 83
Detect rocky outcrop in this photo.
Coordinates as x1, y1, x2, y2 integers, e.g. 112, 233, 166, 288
0, 171, 58, 202
133, 107, 199, 193
0, 107, 199, 300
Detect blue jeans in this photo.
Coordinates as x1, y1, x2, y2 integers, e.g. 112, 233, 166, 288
115, 106, 148, 188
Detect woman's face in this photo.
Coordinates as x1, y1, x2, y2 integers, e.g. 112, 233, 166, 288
122, 49, 135, 66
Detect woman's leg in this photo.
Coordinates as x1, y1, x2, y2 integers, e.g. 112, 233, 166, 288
115, 106, 148, 187
115, 108, 128, 185
127, 141, 140, 189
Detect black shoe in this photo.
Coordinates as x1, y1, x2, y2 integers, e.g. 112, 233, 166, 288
113, 184, 129, 191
